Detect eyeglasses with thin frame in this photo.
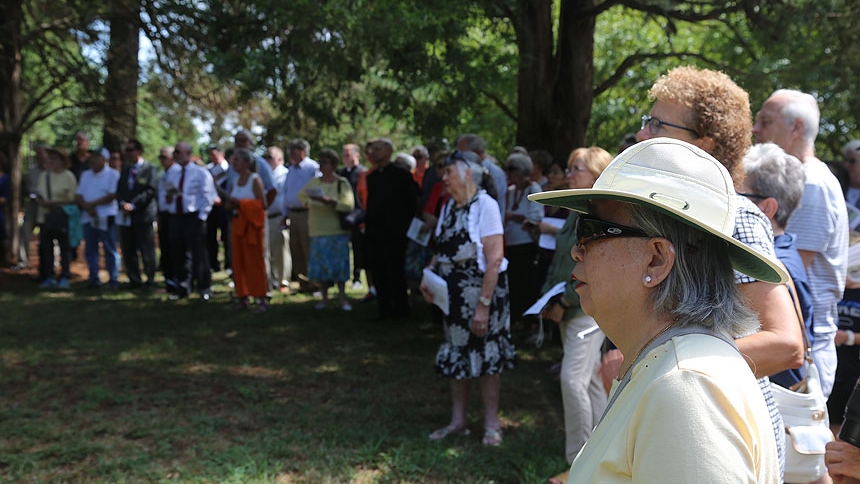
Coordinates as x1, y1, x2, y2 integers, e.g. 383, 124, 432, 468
574, 214, 650, 248
566, 166, 589, 176
641, 114, 698, 137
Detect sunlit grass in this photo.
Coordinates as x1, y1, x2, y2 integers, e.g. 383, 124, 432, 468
0, 274, 567, 483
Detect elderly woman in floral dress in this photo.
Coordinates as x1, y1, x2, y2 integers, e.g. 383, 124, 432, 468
421, 150, 516, 447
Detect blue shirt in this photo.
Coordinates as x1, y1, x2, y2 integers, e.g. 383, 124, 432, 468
770, 232, 816, 388
281, 157, 321, 215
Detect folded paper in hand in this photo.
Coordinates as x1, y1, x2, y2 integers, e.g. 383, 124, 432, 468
523, 282, 566, 316
421, 268, 449, 315
538, 217, 566, 250
407, 217, 432, 247
305, 186, 324, 198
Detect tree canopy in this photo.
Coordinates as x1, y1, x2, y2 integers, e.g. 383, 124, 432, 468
2, 0, 860, 260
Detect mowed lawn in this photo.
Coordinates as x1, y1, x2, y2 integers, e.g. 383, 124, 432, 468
0, 271, 567, 483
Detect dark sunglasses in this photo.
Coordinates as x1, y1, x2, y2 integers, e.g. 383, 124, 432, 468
736, 191, 769, 201
575, 215, 650, 247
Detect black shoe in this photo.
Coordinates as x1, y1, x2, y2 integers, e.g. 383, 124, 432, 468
359, 293, 377, 304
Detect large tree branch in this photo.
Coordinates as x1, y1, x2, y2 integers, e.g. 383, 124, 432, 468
607, 0, 743, 22
477, 85, 517, 123
594, 51, 723, 96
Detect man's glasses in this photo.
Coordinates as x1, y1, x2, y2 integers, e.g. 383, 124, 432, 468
575, 215, 650, 247
641, 114, 698, 137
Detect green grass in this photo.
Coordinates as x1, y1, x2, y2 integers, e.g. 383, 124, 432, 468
0, 272, 567, 483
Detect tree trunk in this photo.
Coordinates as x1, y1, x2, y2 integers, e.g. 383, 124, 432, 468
103, 0, 140, 151
551, 0, 595, 156
514, 0, 555, 152
0, 0, 24, 265
514, 0, 596, 156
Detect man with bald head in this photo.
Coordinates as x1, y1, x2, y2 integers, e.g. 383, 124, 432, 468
166, 141, 217, 300
754, 89, 848, 397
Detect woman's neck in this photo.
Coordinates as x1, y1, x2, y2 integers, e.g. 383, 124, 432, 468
452, 186, 478, 206
615, 318, 674, 380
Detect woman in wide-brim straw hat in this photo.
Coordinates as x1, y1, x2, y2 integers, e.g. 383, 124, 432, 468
529, 138, 783, 483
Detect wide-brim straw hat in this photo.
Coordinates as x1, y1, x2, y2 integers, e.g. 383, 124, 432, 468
528, 137, 788, 284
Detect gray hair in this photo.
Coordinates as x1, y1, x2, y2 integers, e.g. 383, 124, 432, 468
454, 160, 484, 187
235, 129, 254, 143
626, 204, 760, 339
232, 148, 257, 172
773, 89, 820, 145
743, 142, 805, 228
288, 138, 311, 153
411, 145, 429, 159
394, 152, 417, 171
457, 133, 486, 154
843, 140, 860, 157
505, 152, 533, 175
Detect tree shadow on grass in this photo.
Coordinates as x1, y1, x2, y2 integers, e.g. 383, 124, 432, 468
0, 288, 567, 483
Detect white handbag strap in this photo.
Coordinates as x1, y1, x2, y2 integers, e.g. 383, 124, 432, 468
783, 267, 814, 366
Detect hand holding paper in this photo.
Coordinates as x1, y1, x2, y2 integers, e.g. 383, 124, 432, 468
421, 268, 449, 315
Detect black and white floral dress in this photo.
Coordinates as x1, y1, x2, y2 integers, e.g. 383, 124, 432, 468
434, 196, 516, 379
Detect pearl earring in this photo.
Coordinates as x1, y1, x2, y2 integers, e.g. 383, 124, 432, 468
644, 276, 652, 284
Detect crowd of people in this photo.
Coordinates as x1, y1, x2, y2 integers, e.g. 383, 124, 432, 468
9, 62, 860, 483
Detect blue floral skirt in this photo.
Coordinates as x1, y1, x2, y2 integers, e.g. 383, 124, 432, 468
309, 234, 351, 283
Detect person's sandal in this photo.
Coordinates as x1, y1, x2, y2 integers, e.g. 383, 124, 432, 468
428, 424, 470, 441
482, 428, 503, 447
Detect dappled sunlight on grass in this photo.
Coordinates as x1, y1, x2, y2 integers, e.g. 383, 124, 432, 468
312, 363, 341, 374
118, 341, 177, 362
1, 281, 568, 483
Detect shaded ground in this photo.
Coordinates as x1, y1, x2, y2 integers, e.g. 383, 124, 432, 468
0, 238, 89, 292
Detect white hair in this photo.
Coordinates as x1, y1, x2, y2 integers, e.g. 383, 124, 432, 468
843, 140, 860, 157
773, 89, 820, 144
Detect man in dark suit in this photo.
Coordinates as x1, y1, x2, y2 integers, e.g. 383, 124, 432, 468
364, 138, 418, 320
116, 138, 158, 289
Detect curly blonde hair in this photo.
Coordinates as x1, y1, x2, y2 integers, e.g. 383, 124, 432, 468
649, 66, 752, 182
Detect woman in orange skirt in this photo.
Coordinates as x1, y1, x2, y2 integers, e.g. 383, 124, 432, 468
228, 148, 268, 312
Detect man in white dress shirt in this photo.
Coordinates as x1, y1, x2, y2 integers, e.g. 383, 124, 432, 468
156, 146, 180, 293
167, 141, 217, 300
265, 146, 291, 293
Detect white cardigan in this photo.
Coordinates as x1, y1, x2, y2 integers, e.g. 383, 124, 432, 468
435, 190, 509, 273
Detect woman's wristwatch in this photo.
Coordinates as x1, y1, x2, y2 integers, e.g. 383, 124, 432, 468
479, 296, 492, 307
